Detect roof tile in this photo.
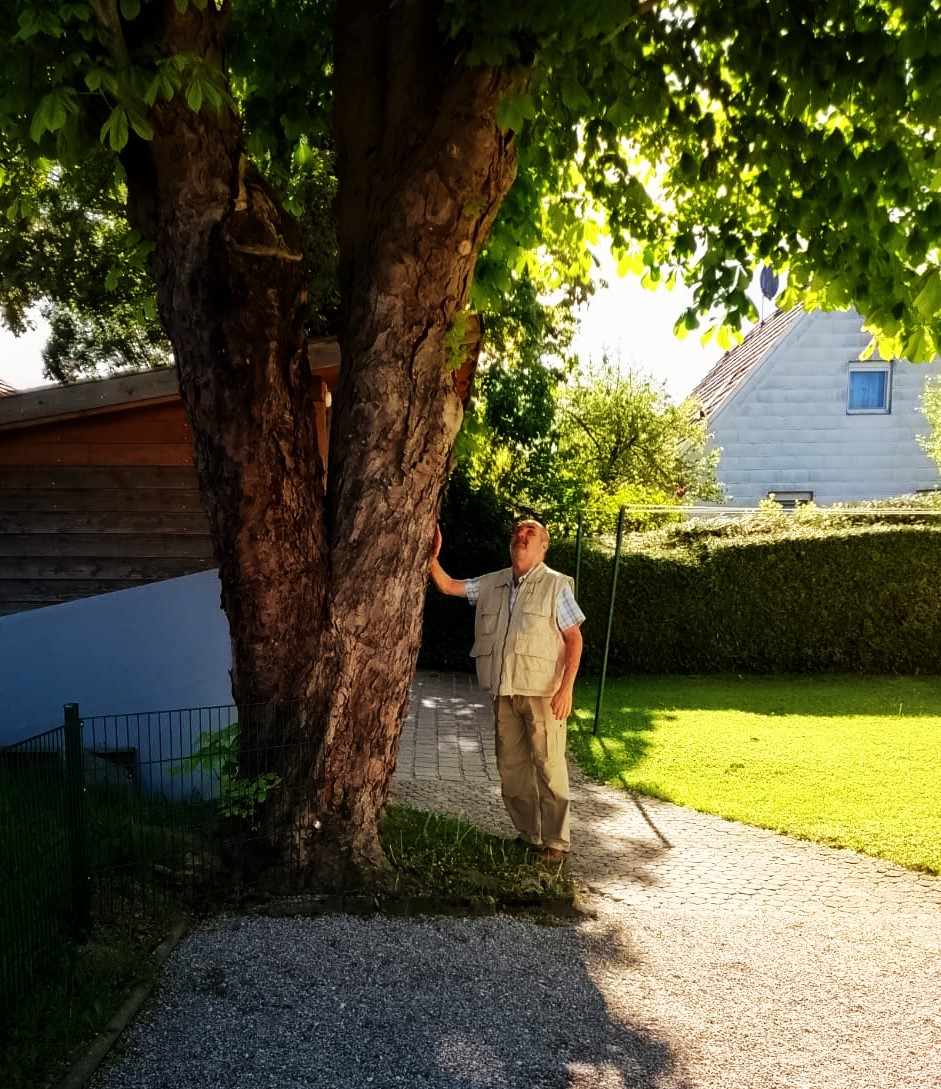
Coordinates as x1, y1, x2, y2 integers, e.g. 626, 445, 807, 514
690, 305, 805, 417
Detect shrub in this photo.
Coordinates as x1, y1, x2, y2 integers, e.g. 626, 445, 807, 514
421, 500, 941, 675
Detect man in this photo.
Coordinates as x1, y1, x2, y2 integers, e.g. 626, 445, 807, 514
429, 519, 584, 863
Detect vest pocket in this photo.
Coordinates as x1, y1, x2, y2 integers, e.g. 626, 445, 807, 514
520, 599, 552, 633
513, 632, 559, 690
470, 640, 494, 690
476, 608, 500, 636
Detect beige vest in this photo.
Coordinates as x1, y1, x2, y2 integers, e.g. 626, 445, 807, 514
470, 564, 573, 697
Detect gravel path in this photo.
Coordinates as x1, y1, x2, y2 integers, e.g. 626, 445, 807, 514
87, 673, 941, 1088
90, 905, 939, 1089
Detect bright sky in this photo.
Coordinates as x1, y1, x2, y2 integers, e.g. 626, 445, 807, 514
570, 273, 723, 401
0, 317, 51, 390
0, 256, 758, 401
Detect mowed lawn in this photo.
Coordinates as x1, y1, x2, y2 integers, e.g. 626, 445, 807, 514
570, 675, 941, 874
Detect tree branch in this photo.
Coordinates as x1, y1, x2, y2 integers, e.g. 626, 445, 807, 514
88, 0, 130, 69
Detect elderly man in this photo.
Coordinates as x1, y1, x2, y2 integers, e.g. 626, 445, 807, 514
429, 519, 584, 862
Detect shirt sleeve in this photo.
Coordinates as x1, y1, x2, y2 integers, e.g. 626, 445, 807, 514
464, 576, 480, 606
557, 585, 586, 630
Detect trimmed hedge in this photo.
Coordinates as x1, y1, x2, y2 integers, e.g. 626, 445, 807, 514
421, 513, 941, 675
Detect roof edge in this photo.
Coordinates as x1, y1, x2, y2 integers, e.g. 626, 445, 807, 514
690, 305, 806, 419
0, 337, 343, 432
0, 366, 180, 430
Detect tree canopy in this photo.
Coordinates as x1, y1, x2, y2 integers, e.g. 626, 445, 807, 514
4, 1, 941, 365
919, 373, 941, 473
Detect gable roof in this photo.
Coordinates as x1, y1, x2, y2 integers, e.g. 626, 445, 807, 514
0, 376, 16, 397
690, 305, 806, 417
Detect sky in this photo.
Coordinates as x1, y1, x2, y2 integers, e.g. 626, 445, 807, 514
0, 256, 758, 401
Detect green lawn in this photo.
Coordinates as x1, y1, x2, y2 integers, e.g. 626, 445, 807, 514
570, 675, 941, 874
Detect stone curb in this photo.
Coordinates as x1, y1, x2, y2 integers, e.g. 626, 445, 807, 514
52, 919, 189, 1089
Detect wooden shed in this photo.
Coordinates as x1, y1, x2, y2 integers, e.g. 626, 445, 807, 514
0, 342, 339, 616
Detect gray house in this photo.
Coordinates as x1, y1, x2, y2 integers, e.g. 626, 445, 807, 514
692, 306, 940, 507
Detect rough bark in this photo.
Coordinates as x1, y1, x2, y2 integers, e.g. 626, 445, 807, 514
113, 0, 518, 886
119, 4, 327, 713
283, 1, 518, 883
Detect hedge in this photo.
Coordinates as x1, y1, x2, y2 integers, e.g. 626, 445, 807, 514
420, 512, 941, 676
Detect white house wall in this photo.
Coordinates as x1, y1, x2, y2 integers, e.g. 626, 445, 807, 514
709, 309, 940, 506
0, 570, 232, 774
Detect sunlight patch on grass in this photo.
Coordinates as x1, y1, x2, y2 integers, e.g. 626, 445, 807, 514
571, 676, 941, 874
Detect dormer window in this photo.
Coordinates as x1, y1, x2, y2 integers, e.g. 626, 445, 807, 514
847, 363, 891, 413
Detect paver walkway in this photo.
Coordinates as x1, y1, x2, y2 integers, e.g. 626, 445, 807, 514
394, 671, 941, 925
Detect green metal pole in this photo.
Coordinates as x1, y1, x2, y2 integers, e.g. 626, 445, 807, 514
64, 703, 91, 941
573, 515, 583, 601
593, 506, 625, 736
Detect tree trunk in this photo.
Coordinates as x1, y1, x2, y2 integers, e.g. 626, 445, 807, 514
298, 0, 517, 882
115, 0, 518, 886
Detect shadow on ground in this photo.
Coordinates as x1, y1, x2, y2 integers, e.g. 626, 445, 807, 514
90, 913, 691, 1089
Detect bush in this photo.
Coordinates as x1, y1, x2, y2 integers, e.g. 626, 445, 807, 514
421, 501, 941, 675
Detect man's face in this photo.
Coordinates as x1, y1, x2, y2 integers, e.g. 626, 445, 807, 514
509, 520, 548, 573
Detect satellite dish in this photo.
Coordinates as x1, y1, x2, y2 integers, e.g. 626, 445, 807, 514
760, 265, 779, 300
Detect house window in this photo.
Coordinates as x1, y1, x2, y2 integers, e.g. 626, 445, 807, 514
847, 363, 891, 413
767, 491, 813, 510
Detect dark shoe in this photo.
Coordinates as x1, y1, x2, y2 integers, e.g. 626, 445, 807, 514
512, 836, 539, 852
537, 846, 568, 864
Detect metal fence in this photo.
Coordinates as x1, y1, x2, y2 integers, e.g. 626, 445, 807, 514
1, 700, 311, 1016
0, 716, 82, 1015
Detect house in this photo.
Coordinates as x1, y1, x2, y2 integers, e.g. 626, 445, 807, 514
692, 306, 940, 507
0, 344, 339, 748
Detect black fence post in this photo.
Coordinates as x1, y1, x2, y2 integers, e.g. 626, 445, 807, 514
63, 703, 91, 941
593, 506, 626, 736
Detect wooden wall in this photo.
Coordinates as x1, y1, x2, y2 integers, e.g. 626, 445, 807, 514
0, 399, 214, 616
1, 348, 339, 618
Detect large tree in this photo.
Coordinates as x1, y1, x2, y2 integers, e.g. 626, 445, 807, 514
3, 0, 941, 881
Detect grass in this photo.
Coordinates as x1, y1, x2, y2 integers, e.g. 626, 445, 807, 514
570, 674, 941, 874
0, 932, 161, 1089
379, 804, 576, 914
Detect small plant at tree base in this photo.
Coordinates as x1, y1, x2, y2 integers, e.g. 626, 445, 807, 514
175, 723, 281, 827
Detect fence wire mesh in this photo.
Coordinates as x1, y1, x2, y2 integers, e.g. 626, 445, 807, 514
1, 700, 317, 1016
0, 725, 74, 1015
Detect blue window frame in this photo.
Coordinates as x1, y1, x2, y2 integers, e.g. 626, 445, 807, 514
847, 364, 891, 413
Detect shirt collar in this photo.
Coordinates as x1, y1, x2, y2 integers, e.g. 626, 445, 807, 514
511, 561, 545, 588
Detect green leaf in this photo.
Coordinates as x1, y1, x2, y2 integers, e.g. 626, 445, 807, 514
119, 0, 141, 19
913, 274, 941, 320
496, 93, 536, 134
144, 69, 178, 106
127, 109, 154, 141
902, 326, 935, 363
29, 90, 74, 142
615, 250, 644, 277
561, 76, 591, 114
85, 67, 117, 94
100, 106, 130, 151
185, 79, 204, 113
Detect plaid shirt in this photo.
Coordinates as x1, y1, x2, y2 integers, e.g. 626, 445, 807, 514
464, 565, 585, 630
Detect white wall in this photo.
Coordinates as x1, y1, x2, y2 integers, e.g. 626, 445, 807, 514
710, 309, 940, 506
0, 570, 232, 749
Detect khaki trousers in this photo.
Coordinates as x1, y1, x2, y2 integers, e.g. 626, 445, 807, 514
494, 695, 571, 852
